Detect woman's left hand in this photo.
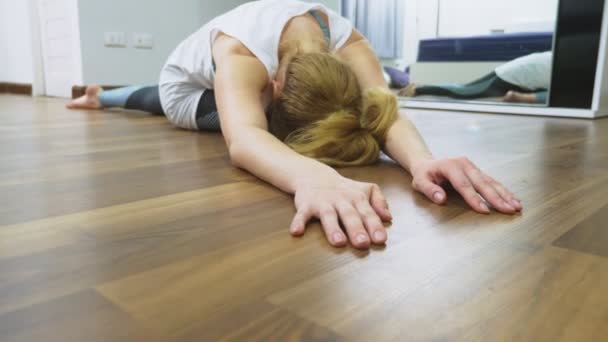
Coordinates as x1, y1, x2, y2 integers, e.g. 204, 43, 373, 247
410, 157, 522, 214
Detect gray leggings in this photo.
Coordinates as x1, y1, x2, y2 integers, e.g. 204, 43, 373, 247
97, 85, 221, 131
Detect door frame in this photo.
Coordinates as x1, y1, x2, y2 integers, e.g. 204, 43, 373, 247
28, 0, 45, 96
29, 0, 83, 97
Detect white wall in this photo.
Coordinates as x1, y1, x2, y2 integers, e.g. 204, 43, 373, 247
0, 0, 34, 83
437, 0, 559, 37
77, 0, 251, 85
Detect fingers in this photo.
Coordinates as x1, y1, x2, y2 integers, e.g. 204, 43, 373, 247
318, 206, 347, 247
442, 157, 523, 214
487, 176, 523, 211
291, 202, 378, 249
291, 183, 393, 249
335, 202, 371, 249
412, 177, 447, 205
413, 157, 523, 215
369, 184, 393, 222
354, 200, 387, 245
464, 167, 519, 214
289, 206, 313, 236
444, 167, 491, 214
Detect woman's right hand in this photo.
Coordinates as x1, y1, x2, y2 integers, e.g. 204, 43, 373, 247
289, 176, 393, 249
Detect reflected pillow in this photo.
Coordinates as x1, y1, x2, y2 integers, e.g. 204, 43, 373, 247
384, 66, 410, 88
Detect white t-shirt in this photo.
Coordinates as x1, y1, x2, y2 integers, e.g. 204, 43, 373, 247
159, 0, 353, 130
495, 51, 553, 91
161, 0, 352, 88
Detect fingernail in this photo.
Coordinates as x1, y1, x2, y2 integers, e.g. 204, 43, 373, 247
512, 199, 522, 209
386, 208, 393, 220
332, 232, 344, 244
433, 192, 444, 203
356, 234, 368, 244
502, 201, 515, 210
374, 231, 386, 242
480, 202, 490, 213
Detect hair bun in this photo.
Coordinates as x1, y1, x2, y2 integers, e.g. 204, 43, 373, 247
361, 87, 399, 145
286, 109, 380, 166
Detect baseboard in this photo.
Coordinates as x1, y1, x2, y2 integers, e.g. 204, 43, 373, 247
0, 82, 33, 96
72, 85, 126, 99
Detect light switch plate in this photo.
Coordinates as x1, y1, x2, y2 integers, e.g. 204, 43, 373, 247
104, 32, 127, 48
133, 33, 154, 49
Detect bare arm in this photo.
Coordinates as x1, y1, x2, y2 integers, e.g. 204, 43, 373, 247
336, 30, 433, 172
215, 54, 340, 193
214, 53, 391, 248
337, 30, 523, 214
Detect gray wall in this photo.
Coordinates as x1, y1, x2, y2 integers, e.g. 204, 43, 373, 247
77, 0, 251, 85
0, 0, 341, 86
303, 0, 340, 11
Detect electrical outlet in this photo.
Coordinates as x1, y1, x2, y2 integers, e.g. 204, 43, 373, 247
104, 32, 127, 48
133, 33, 154, 49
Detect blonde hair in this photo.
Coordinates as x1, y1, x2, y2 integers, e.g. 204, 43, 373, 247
269, 52, 399, 167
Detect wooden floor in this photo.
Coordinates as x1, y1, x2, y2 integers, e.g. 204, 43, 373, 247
1, 94, 608, 341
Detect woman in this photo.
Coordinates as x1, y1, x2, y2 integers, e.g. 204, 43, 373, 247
401, 51, 552, 104
68, 0, 522, 250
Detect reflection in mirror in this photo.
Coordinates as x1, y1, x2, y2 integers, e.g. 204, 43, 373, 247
395, 0, 559, 107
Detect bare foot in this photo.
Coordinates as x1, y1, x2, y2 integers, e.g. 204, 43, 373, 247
66, 85, 103, 109
503, 90, 538, 104
398, 83, 417, 97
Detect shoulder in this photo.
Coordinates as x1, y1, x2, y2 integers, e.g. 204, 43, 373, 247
212, 36, 269, 90
212, 32, 258, 60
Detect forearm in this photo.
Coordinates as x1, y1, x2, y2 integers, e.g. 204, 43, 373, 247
384, 115, 433, 174
229, 127, 343, 194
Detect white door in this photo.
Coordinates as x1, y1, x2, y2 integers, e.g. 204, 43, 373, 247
403, 0, 440, 67
37, 0, 82, 98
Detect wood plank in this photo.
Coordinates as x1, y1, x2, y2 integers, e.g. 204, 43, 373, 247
269, 245, 608, 342
176, 299, 344, 342
0, 158, 253, 225
217, 306, 344, 342
1, 95, 608, 341
553, 204, 608, 258
0, 183, 286, 314
0, 290, 168, 342
96, 228, 364, 340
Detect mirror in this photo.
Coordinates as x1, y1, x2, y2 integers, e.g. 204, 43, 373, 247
395, 0, 559, 107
